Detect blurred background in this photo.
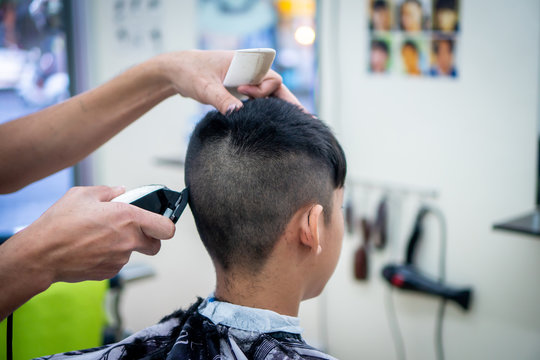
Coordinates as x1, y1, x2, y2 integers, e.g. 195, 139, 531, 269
0, 0, 539, 359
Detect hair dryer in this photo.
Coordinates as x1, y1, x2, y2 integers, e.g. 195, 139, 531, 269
382, 207, 473, 310
382, 264, 472, 310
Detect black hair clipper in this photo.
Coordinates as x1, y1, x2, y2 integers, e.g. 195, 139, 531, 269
112, 185, 188, 223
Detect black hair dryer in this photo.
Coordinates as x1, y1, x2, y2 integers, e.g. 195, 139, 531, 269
382, 208, 473, 311
382, 264, 472, 310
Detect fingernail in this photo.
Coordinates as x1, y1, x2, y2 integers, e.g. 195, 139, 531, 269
113, 185, 126, 192
226, 103, 243, 113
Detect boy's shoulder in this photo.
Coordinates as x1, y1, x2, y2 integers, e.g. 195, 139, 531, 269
36, 299, 338, 360
247, 332, 338, 360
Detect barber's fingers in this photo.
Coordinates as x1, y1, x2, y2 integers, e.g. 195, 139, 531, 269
204, 82, 243, 115
115, 206, 175, 256
272, 84, 304, 109
238, 81, 304, 111
135, 236, 162, 256
131, 205, 176, 240
237, 71, 282, 99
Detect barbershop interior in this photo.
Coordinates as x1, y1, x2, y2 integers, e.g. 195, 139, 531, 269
0, 0, 539, 359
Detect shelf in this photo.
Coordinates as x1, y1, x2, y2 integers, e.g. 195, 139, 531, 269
493, 209, 540, 237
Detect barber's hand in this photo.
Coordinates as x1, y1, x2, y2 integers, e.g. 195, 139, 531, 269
156, 50, 303, 114
237, 81, 302, 110
10, 186, 175, 284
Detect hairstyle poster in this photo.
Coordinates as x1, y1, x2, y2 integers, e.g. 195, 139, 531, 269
368, 0, 460, 78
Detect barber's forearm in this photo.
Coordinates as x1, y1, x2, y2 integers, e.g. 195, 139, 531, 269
0, 57, 176, 194
0, 50, 296, 194
0, 233, 54, 321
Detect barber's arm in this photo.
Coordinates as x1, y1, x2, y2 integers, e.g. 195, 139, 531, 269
0, 50, 301, 321
0, 50, 300, 194
0, 185, 175, 321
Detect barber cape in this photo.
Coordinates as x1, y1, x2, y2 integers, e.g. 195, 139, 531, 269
36, 296, 337, 360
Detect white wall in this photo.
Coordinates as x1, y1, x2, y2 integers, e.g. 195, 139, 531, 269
318, 0, 540, 359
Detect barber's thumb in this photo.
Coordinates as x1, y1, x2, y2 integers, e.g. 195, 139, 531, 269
93, 185, 126, 202
109, 185, 126, 198
210, 84, 243, 114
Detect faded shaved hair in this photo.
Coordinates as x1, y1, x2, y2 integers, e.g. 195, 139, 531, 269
185, 98, 346, 273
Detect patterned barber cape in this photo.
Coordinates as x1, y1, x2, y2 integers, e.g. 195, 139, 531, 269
36, 296, 338, 360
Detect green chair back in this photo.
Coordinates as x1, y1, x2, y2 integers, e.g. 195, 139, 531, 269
0, 280, 108, 360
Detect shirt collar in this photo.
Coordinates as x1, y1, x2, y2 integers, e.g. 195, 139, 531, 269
197, 295, 303, 334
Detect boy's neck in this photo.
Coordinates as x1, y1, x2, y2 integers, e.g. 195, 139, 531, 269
214, 266, 303, 317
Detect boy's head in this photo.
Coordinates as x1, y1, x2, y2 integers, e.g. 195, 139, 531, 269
434, 0, 458, 32
400, 0, 423, 32
370, 39, 390, 73
401, 39, 420, 74
433, 38, 454, 74
371, 0, 391, 31
185, 98, 346, 297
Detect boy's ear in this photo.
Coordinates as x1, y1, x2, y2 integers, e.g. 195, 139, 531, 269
300, 204, 324, 255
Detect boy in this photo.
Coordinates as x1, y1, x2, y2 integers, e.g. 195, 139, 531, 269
401, 40, 422, 75
399, 0, 423, 32
433, 0, 459, 32
430, 38, 457, 77
370, 39, 390, 73
370, 0, 392, 31
39, 98, 347, 359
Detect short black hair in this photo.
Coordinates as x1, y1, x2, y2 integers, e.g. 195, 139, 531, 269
371, 39, 389, 54
373, 0, 388, 11
402, 39, 418, 52
402, 0, 422, 9
433, 38, 454, 53
435, 0, 457, 11
185, 98, 346, 273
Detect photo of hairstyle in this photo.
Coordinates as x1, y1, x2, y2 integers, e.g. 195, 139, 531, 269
369, 0, 394, 31
369, 37, 392, 73
366, 0, 460, 78
433, 0, 459, 32
430, 37, 457, 77
399, 36, 428, 75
